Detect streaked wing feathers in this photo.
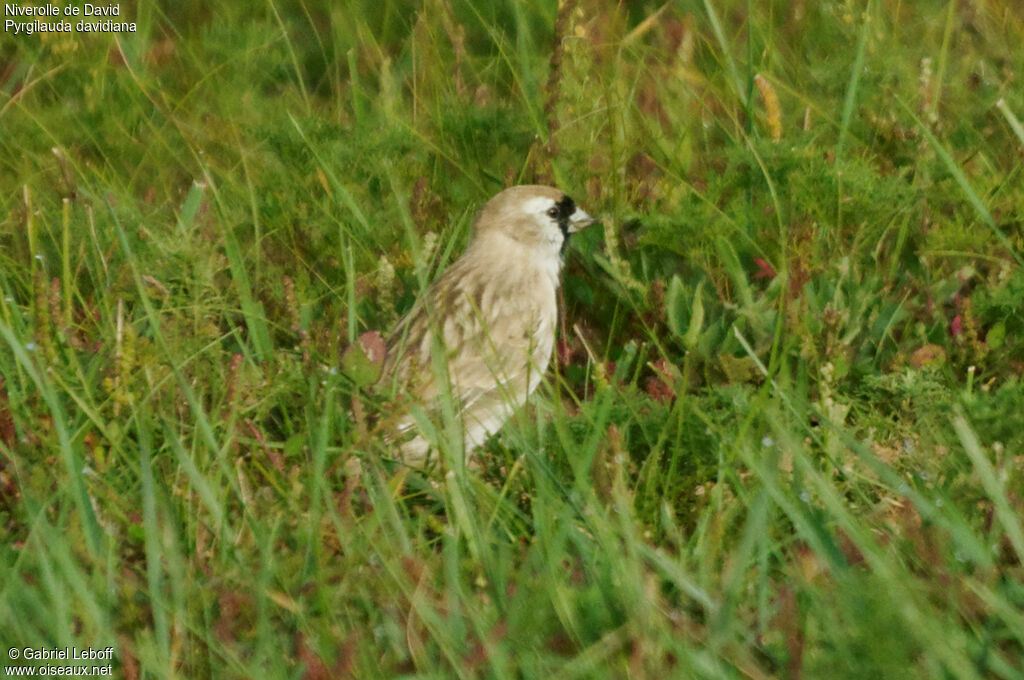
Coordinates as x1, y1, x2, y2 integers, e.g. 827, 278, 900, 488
379, 254, 553, 458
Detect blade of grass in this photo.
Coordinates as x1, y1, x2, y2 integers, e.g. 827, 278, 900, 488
176, 180, 205, 236
930, 0, 957, 120
288, 113, 372, 239
0, 321, 102, 557
137, 407, 171, 667
221, 225, 274, 360
952, 409, 1024, 565
701, 0, 748, 108
60, 198, 72, 329
995, 98, 1024, 149
163, 419, 226, 530
836, 1, 872, 161
266, 0, 310, 112
898, 98, 1023, 266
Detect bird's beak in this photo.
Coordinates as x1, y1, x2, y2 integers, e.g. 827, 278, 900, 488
567, 209, 597, 233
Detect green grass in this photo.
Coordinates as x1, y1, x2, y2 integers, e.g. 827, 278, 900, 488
2, 0, 1023, 677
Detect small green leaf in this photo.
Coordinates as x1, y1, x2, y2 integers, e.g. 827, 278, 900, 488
715, 237, 754, 308
719, 353, 757, 384
832, 354, 850, 380
341, 331, 386, 387
683, 280, 706, 350
284, 433, 305, 459
176, 180, 206, 234
986, 321, 1005, 350
666, 275, 686, 338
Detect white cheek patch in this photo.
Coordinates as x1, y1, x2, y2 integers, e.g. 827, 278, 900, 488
520, 196, 563, 246
513, 194, 566, 287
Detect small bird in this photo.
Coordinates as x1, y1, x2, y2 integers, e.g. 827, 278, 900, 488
379, 185, 596, 467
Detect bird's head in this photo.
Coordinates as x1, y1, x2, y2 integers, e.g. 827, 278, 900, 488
471, 185, 597, 257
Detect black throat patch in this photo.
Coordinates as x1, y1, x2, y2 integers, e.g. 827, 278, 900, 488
554, 194, 576, 255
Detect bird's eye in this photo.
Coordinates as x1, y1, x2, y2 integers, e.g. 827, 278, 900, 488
546, 206, 560, 218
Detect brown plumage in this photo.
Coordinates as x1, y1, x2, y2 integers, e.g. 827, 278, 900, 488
379, 185, 596, 466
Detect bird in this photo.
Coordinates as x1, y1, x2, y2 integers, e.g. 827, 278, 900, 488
377, 185, 597, 468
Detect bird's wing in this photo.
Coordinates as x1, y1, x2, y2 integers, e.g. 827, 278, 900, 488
381, 259, 545, 418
